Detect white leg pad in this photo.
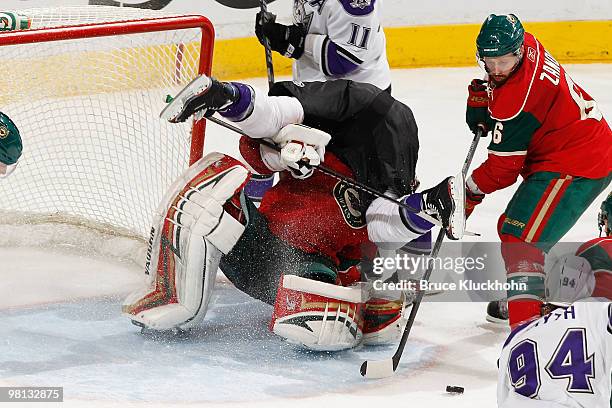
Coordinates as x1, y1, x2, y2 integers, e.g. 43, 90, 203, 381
123, 153, 249, 330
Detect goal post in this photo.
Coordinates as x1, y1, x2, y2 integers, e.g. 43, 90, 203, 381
0, 6, 215, 246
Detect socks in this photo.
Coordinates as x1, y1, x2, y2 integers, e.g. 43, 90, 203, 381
219, 82, 254, 122
400, 193, 434, 235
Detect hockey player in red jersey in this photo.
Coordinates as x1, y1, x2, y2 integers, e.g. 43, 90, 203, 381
123, 75, 465, 351
464, 14, 612, 328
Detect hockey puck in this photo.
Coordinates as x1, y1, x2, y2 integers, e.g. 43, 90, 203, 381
446, 385, 464, 394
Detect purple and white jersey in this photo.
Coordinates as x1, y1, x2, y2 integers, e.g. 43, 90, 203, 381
292, 0, 390, 90
497, 299, 612, 408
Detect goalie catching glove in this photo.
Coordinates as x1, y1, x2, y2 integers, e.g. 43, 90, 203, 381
260, 123, 331, 179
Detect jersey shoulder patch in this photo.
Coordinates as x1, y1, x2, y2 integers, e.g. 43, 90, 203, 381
337, 0, 376, 16
489, 33, 541, 121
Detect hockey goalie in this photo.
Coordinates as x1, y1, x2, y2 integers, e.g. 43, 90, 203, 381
123, 75, 465, 351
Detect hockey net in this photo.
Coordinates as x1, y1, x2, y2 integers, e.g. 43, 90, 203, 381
0, 6, 214, 261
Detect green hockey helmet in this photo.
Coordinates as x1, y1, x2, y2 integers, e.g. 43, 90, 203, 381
598, 191, 612, 236
476, 14, 525, 58
0, 112, 22, 177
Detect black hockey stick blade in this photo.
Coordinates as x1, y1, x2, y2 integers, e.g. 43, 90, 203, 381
215, 0, 277, 10
88, 0, 173, 9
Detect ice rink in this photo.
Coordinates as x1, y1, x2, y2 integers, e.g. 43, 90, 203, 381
1, 65, 611, 407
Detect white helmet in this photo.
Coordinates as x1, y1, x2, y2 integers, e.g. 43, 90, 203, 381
545, 254, 595, 305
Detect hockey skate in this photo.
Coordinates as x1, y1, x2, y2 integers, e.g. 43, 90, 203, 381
421, 174, 465, 240
486, 299, 509, 325
160, 75, 239, 123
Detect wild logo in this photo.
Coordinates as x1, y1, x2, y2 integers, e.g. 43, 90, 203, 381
0, 125, 8, 139
349, 0, 371, 9
333, 181, 365, 229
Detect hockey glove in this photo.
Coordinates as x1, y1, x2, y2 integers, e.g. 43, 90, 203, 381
465, 176, 485, 218
280, 141, 321, 179
255, 11, 306, 59
466, 79, 490, 134
261, 124, 330, 179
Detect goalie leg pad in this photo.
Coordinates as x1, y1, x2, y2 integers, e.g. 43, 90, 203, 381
362, 292, 406, 346
123, 153, 250, 331
270, 274, 366, 351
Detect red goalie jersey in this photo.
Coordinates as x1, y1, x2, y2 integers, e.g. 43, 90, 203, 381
472, 32, 612, 194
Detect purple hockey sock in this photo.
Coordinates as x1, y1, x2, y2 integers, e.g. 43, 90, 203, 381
400, 193, 434, 234
219, 82, 254, 122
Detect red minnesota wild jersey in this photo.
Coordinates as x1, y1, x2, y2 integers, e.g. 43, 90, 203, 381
472, 32, 612, 194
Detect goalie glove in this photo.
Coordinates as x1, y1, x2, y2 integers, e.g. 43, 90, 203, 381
260, 124, 331, 179
280, 141, 321, 179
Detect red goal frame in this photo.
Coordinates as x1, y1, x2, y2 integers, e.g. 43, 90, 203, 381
0, 14, 215, 165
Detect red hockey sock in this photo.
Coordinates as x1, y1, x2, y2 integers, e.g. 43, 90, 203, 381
500, 232, 546, 327
508, 299, 542, 328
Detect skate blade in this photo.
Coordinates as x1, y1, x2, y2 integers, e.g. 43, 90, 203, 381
160, 75, 212, 122
447, 172, 466, 240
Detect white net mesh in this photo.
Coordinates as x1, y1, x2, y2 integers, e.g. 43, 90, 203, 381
0, 6, 211, 243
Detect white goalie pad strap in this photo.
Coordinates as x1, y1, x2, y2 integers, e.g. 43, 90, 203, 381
122, 152, 250, 330
206, 211, 245, 254
282, 274, 370, 303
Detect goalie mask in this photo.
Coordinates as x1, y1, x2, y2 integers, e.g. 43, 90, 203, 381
598, 191, 612, 236
0, 112, 22, 178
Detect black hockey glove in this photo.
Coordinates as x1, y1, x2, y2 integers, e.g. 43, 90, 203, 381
255, 11, 306, 59
466, 79, 490, 135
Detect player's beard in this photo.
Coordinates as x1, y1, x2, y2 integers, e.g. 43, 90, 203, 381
488, 58, 523, 87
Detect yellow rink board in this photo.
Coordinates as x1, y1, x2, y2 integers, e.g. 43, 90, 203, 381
211, 20, 612, 79
2, 20, 609, 101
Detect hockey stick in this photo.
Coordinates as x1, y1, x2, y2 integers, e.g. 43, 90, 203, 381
88, 0, 173, 9
360, 126, 484, 379
215, 0, 278, 9
205, 115, 443, 226
258, 0, 275, 90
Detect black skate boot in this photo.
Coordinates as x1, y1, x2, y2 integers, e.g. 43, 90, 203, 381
160, 75, 240, 123
486, 299, 509, 325
421, 174, 465, 240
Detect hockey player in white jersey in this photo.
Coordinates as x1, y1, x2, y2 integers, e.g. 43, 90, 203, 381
255, 0, 391, 92
498, 300, 611, 407
497, 219, 612, 407
250, 1, 391, 210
